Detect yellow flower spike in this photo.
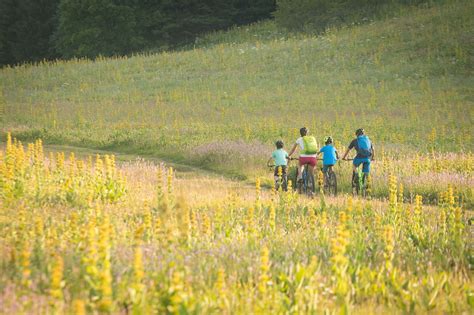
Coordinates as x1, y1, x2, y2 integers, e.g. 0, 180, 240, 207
287, 179, 292, 192
246, 206, 255, 234
268, 203, 276, 232
6, 132, 12, 156
104, 154, 113, 179
157, 165, 164, 197
318, 169, 324, 192
255, 177, 261, 210
168, 270, 184, 314
338, 211, 347, 226
134, 246, 144, 283
50, 255, 64, 304
97, 258, 113, 313
72, 299, 86, 315
383, 225, 395, 272
134, 225, 145, 246
320, 211, 328, 226
95, 154, 103, 178
258, 246, 271, 295
189, 208, 197, 236
131, 245, 145, 308
202, 212, 212, 237
389, 174, 398, 210
366, 174, 372, 196
398, 183, 404, 204
414, 195, 423, 217
215, 267, 226, 296
346, 196, 353, 213
143, 201, 152, 241
438, 207, 447, 236
167, 167, 174, 195
277, 165, 282, 177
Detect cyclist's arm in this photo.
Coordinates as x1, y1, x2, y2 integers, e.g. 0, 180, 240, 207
288, 143, 298, 157
371, 145, 375, 161
341, 147, 351, 160
335, 151, 339, 160
267, 157, 274, 165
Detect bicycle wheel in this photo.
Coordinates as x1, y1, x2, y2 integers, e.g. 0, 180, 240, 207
323, 171, 329, 193
298, 170, 305, 194
282, 174, 288, 192
305, 169, 315, 196
328, 170, 337, 196
352, 172, 359, 196
360, 173, 367, 197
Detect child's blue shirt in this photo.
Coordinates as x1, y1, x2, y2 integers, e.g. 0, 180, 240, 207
319, 145, 337, 165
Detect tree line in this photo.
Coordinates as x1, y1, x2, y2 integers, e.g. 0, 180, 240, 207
0, 0, 433, 67
0, 0, 276, 66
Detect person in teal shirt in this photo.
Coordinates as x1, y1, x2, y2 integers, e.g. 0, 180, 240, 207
317, 136, 339, 173
268, 140, 289, 190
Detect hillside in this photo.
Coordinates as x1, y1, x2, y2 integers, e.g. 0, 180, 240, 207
0, 2, 473, 312
1, 0, 472, 180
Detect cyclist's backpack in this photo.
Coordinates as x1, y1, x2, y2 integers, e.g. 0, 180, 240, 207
302, 136, 318, 154
357, 135, 372, 158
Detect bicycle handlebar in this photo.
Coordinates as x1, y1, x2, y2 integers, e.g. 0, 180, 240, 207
267, 157, 299, 169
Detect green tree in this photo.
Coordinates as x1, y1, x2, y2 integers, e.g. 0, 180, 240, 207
55, 0, 144, 58
0, 0, 58, 66
274, 0, 429, 33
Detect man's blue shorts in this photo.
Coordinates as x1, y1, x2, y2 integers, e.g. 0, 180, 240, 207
353, 158, 371, 173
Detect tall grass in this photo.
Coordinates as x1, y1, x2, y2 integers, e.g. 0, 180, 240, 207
0, 136, 471, 313
0, 1, 472, 188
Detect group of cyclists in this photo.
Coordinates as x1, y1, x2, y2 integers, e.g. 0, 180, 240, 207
268, 127, 375, 194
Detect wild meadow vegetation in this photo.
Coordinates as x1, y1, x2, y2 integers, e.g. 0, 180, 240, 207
1, 0, 473, 206
0, 0, 473, 313
0, 134, 472, 313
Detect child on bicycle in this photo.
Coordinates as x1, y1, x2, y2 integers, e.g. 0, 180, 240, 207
317, 136, 339, 173
267, 140, 289, 189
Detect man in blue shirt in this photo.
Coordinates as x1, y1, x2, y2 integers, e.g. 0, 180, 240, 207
317, 136, 339, 173
342, 128, 375, 176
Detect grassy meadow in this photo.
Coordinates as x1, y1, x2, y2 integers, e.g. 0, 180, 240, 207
0, 134, 472, 314
0, 0, 473, 313
1, 0, 473, 205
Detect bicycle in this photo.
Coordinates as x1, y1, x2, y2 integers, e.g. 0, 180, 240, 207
344, 158, 369, 197
267, 158, 298, 191
298, 162, 316, 197
321, 165, 337, 196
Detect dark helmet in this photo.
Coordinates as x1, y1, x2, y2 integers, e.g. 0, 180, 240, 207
275, 140, 284, 149
324, 136, 333, 144
355, 128, 365, 136
300, 127, 308, 136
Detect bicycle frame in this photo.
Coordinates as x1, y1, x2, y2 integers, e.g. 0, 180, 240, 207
267, 158, 298, 192
344, 158, 368, 196
300, 163, 315, 196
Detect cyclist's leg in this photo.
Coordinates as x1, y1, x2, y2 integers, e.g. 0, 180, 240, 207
281, 165, 288, 190
352, 159, 363, 184
362, 159, 371, 174
298, 157, 312, 181
362, 159, 371, 184
297, 158, 305, 181
273, 166, 280, 190
307, 157, 317, 192
322, 164, 329, 173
